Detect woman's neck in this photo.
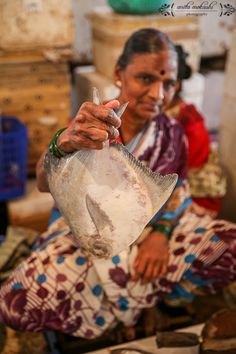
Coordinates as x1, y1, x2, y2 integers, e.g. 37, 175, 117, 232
120, 114, 147, 145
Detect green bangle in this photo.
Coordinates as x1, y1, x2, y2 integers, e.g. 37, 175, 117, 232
151, 223, 172, 237
49, 128, 67, 158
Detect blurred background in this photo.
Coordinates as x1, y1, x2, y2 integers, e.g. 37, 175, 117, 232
0, 1, 236, 352
0, 0, 235, 235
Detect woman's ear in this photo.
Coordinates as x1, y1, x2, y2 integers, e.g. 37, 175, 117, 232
113, 64, 122, 88
174, 80, 181, 95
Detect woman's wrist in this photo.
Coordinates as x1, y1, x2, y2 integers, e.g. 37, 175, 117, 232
151, 223, 172, 239
49, 128, 67, 158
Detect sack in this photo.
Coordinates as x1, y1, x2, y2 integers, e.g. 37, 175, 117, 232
188, 149, 226, 198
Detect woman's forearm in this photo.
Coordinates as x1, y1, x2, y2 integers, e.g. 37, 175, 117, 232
36, 151, 50, 192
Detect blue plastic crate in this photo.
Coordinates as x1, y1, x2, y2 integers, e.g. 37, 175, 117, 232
0, 116, 28, 201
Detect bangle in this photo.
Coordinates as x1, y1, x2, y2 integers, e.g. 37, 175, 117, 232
49, 128, 67, 158
151, 223, 172, 237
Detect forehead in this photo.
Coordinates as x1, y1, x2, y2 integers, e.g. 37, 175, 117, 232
126, 51, 177, 77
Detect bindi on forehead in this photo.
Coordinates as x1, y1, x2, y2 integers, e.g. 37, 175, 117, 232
160, 69, 165, 76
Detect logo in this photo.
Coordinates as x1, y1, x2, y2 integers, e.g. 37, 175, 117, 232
159, 1, 236, 17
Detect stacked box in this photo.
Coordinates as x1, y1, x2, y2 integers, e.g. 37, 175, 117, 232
0, 0, 73, 175
0, 61, 71, 174
0, 0, 73, 52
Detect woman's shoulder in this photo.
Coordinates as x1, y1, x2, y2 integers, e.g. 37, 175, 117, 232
155, 112, 185, 135
177, 103, 206, 127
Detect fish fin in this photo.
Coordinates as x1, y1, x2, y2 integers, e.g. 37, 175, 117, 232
116, 102, 129, 118
110, 141, 178, 215
92, 87, 102, 105
85, 194, 114, 235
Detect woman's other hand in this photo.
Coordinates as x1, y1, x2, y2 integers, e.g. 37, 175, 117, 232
57, 100, 121, 153
132, 231, 169, 284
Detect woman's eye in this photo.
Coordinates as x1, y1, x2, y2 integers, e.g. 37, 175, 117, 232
140, 75, 153, 84
164, 81, 176, 90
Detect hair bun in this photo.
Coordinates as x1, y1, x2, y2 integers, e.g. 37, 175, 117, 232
175, 45, 192, 80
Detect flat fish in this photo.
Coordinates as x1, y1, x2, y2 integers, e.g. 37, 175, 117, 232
45, 141, 178, 258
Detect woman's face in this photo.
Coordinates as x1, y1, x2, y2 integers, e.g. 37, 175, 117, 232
116, 50, 178, 123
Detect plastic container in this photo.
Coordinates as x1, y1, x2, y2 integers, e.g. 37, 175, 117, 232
0, 116, 28, 201
107, 0, 172, 14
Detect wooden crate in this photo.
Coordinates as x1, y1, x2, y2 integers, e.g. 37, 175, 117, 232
9, 179, 54, 232
0, 61, 71, 174
88, 8, 200, 80
0, 0, 73, 52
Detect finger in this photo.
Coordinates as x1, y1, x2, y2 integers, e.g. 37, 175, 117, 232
79, 126, 109, 142
106, 109, 121, 127
103, 99, 120, 110
143, 261, 155, 280
131, 269, 141, 281
57, 126, 105, 152
159, 262, 168, 277
79, 102, 121, 128
107, 125, 120, 139
79, 123, 119, 142
70, 135, 105, 150
75, 113, 119, 139
152, 262, 163, 278
141, 261, 156, 285
134, 257, 148, 278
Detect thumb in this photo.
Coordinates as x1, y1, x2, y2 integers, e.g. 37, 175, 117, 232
103, 99, 120, 111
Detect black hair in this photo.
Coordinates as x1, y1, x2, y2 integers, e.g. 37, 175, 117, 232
117, 28, 176, 69
175, 44, 192, 81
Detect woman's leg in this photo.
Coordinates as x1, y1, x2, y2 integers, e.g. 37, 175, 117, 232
0, 232, 115, 338
165, 217, 236, 304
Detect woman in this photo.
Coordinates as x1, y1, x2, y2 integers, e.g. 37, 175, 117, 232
0, 28, 235, 339
165, 45, 226, 215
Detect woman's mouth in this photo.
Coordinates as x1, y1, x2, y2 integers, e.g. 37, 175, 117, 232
140, 102, 159, 111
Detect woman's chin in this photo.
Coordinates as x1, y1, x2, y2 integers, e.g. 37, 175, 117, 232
138, 108, 159, 121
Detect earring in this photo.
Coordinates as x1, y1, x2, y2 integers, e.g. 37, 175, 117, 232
115, 80, 122, 88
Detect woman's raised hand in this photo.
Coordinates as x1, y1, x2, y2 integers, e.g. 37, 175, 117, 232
57, 100, 121, 153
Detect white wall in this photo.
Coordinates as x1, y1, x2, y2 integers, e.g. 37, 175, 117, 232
219, 28, 236, 221
200, 14, 235, 57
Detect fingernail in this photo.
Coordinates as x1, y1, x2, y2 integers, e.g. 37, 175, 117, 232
109, 110, 121, 126
113, 128, 119, 138
109, 110, 117, 119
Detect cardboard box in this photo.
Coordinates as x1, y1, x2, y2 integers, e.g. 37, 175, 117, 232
0, 0, 73, 52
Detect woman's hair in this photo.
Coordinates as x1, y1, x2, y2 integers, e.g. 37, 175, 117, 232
175, 44, 192, 80
117, 28, 176, 69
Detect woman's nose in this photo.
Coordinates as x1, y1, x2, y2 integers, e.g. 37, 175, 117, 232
148, 82, 164, 102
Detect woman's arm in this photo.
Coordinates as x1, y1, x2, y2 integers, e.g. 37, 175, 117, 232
36, 151, 49, 192
133, 122, 191, 283
35, 100, 121, 193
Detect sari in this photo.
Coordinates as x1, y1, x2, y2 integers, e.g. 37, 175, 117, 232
0, 114, 235, 338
